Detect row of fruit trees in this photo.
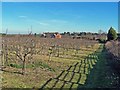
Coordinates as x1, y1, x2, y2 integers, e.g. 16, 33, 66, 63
1, 35, 98, 75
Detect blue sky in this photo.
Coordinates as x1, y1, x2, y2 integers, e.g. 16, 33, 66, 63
2, 2, 118, 34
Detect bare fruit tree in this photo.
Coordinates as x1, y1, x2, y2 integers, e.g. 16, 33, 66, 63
8, 36, 36, 75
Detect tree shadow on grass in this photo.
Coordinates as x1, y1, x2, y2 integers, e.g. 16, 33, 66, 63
2, 69, 22, 75
40, 46, 103, 90
40, 62, 83, 90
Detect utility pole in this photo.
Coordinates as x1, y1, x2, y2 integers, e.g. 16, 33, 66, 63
28, 28, 29, 34
6, 28, 8, 35
30, 25, 32, 34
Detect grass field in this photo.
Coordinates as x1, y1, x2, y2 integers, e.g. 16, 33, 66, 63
2, 38, 119, 89
2, 41, 100, 88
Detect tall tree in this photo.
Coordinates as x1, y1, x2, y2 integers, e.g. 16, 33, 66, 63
107, 27, 118, 41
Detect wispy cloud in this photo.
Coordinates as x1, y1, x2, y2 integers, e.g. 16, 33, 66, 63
18, 15, 27, 18
35, 19, 67, 26
18, 17, 49, 26
39, 22, 49, 26
50, 19, 67, 23
18, 16, 67, 26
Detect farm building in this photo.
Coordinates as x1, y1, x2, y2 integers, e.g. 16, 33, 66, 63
55, 33, 62, 38
41, 32, 62, 38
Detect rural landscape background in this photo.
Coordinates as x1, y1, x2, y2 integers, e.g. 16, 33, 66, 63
0, 1, 120, 89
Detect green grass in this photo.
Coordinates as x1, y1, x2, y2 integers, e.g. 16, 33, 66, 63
63, 82, 72, 88
75, 64, 80, 72
85, 68, 89, 74
71, 73, 80, 83
79, 45, 119, 88
9, 63, 23, 68
54, 80, 64, 88
64, 72, 73, 81
72, 83, 78, 88
79, 74, 87, 85
34, 61, 55, 72
3, 43, 102, 88
45, 79, 57, 88
8, 61, 55, 72
59, 71, 68, 80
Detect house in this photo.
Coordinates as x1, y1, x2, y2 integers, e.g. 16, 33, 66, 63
55, 33, 62, 38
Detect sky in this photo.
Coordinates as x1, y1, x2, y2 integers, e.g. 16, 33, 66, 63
2, 0, 120, 2
1, 2, 118, 34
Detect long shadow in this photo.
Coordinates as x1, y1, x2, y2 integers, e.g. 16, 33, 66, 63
40, 62, 81, 89
69, 82, 74, 90
40, 78, 52, 90
69, 71, 74, 82
50, 79, 59, 89
2, 69, 22, 75
62, 70, 69, 80
105, 49, 120, 87
40, 62, 85, 89
40, 45, 103, 89
59, 81, 66, 90
55, 71, 65, 79
66, 66, 72, 71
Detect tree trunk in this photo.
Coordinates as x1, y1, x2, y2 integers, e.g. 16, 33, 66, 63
22, 58, 26, 75
5, 52, 8, 66
2, 51, 5, 66
57, 47, 59, 57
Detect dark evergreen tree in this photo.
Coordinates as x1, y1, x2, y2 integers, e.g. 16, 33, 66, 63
107, 27, 118, 41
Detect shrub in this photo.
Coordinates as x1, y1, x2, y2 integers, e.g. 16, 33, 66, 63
98, 38, 106, 43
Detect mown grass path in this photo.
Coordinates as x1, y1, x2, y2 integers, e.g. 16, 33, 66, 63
40, 44, 119, 89
83, 45, 120, 89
